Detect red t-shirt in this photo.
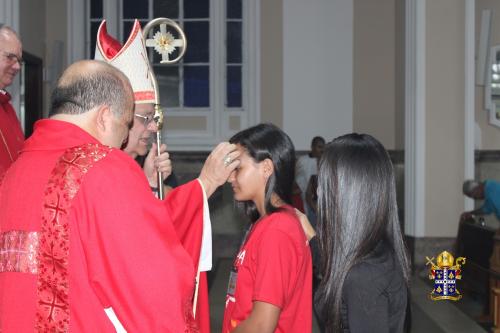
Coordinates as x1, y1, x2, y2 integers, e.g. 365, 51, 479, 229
222, 206, 312, 333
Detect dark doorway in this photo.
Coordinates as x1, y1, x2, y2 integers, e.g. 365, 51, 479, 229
21, 51, 43, 138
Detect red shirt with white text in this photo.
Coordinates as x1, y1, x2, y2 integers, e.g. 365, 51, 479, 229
222, 206, 312, 333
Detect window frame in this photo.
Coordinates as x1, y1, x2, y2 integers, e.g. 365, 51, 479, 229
68, 0, 259, 151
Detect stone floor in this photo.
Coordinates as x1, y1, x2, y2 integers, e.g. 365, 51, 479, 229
409, 272, 486, 332
207, 263, 487, 332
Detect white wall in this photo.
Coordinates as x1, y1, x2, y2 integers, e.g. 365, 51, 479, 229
424, 0, 465, 237
353, 0, 396, 150
476, 0, 500, 150
260, 0, 283, 127
283, 0, 353, 150
20, 0, 46, 59
0, 0, 19, 32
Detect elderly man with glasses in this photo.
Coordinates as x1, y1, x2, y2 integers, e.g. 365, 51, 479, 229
0, 24, 23, 178
124, 99, 173, 194
94, 20, 174, 197
94, 19, 216, 331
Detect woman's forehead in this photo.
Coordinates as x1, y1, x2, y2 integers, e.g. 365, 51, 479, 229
235, 144, 251, 157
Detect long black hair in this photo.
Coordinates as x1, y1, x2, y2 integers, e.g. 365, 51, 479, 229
229, 123, 296, 222
315, 133, 410, 331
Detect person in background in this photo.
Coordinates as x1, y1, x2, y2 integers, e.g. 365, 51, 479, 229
315, 133, 411, 332
461, 179, 500, 222
223, 123, 312, 333
305, 174, 318, 218
0, 24, 23, 178
291, 181, 305, 213
295, 136, 325, 220
302, 144, 324, 331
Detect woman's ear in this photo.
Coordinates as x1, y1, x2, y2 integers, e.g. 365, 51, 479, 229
262, 158, 274, 178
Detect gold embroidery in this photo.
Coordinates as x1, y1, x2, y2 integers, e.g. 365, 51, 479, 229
0, 230, 39, 274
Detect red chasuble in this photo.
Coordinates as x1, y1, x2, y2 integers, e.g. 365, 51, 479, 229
0, 119, 204, 332
0, 91, 24, 178
167, 187, 211, 333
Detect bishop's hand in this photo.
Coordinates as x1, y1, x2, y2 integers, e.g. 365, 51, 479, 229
144, 143, 172, 187
199, 142, 240, 198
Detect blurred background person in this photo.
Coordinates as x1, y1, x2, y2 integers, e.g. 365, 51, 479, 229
0, 25, 23, 177
461, 179, 500, 222
295, 136, 325, 221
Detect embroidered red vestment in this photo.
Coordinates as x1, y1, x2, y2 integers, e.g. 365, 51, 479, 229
0, 119, 204, 332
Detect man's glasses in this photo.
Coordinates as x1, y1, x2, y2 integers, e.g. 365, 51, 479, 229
1, 51, 22, 65
134, 113, 155, 126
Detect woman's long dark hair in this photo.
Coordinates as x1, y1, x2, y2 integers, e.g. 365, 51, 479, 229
229, 123, 296, 222
316, 133, 410, 331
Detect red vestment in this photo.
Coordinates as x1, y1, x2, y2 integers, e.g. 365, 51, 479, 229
168, 190, 211, 333
0, 119, 206, 332
0, 90, 24, 178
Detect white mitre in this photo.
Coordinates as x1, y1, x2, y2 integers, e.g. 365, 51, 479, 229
94, 19, 155, 104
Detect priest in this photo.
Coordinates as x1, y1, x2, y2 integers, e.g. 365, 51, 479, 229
0, 60, 240, 332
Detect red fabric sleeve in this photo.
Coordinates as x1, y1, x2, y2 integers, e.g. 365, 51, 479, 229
253, 228, 300, 309
165, 180, 204, 270
165, 180, 211, 333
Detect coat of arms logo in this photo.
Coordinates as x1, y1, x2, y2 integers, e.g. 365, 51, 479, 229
426, 251, 466, 301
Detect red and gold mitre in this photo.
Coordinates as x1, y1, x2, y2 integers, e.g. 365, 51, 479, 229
94, 20, 155, 104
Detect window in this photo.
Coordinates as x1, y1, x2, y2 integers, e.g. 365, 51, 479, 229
84, 0, 259, 150
88, 0, 104, 59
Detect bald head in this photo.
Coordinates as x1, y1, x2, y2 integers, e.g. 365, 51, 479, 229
49, 60, 135, 148
463, 179, 485, 199
0, 25, 20, 40
50, 60, 134, 117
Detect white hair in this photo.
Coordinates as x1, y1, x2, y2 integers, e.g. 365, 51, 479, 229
0, 24, 20, 40
463, 179, 482, 196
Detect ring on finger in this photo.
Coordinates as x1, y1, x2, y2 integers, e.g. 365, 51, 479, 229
223, 155, 232, 166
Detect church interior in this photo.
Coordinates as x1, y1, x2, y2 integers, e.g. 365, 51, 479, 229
4, 0, 500, 331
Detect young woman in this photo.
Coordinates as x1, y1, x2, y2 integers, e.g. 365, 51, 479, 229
222, 123, 312, 333
315, 133, 411, 332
